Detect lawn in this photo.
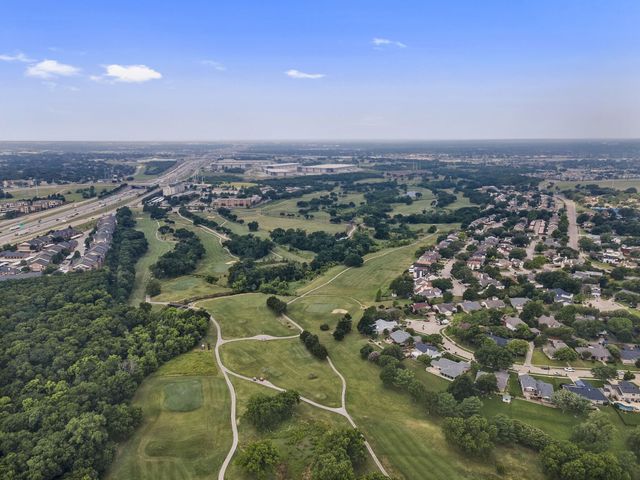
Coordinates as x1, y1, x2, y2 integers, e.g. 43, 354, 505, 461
0, 182, 115, 203
130, 213, 173, 305
105, 346, 231, 480
199, 293, 295, 339
530, 348, 594, 369
219, 338, 343, 408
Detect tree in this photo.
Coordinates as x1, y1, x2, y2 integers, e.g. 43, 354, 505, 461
591, 364, 618, 382
247, 221, 259, 232
237, 440, 279, 479
475, 373, 499, 396
627, 426, 640, 459
551, 389, 590, 415
359, 344, 374, 359
244, 390, 300, 431
344, 253, 364, 267
624, 370, 636, 381
434, 392, 459, 417
389, 272, 414, 298
443, 415, 497, 456
475, 342, 514, 370
520, 300, 544, 323
432, 278, 453, 291
506, 339, 529, 357
448, 374, 476, 401
458, 396, 483, 418
266, 295, 287, 315
571, 412, 615, 453
145, 279, 161, 297
311, 452, 355, 480
554, 347, 579, 362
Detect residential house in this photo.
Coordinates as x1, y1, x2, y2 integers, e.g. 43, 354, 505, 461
458, 301, 482, 313
433, 303, 456, 316
476, 370, 509, 392
389, 330, 412, 345
620, 346, 640, 365
374, 319, 398, 335
543, 339, 570, 359
538, 315, 562, 329
576, 343, 612, 362
482, 298, 506, 310
504, 316, 527, 332
411, 343, 442, 359
519, 374, 554, 402
432, 358, 471, 380
509, 297, 530, 311
415, 251, 441, 267
552, 288, 574, 305
563, 380, 608, 405
486, 333, 510, 348
607, 381, 640, 403
411, 302, 431, 314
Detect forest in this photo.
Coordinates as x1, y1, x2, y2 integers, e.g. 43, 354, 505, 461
0, 208, 210, 480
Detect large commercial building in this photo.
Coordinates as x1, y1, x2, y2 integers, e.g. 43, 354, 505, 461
299, 164, 357, 174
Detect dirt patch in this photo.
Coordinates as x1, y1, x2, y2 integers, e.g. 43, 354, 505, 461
332, 309, 348, 314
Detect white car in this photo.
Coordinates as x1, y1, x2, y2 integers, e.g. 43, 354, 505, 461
564, 367, 574, 372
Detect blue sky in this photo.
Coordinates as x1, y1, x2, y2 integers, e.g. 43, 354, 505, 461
1, 0, 639, 140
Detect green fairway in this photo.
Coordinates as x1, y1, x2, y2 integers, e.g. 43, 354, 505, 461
130, 213, 173, 304
106, 347, 231, 480
153, 216, 235, 302
220, 338, 343, 408
199, 293, 295, 339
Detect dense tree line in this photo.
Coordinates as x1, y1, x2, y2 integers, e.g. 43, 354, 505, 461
227, 260, 308, 293
223, 234, 273, 259
244, 390, 300, 431
270, 228, 373, 270
300, 330, 329, 360
0, 212, 209, 480
150, 228, 205, 278
266, 296, 287, 315
177, 207, 232, 236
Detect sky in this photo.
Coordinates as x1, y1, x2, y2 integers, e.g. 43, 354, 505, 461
0, 0, 639, 141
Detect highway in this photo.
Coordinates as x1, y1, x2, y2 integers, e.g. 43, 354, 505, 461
0, 156, 208, 244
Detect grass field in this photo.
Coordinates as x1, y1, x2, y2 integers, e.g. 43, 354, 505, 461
220, 338, 343, 408
130, 213, 173, 304
549, 179, 640, 191
153, 215, 235, 302
225, 377, 376, 480
106, 343, 232, 480
199, 293, 295, 339
0, 182, 115, 203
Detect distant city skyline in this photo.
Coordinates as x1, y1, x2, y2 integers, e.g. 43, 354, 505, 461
1, 0, 639, 141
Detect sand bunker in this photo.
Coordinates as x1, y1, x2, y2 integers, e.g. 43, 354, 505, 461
332, 309, 348, 314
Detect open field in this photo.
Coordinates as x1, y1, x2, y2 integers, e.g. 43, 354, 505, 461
106, 343, 231, 480
549, 179, 640, 191
200, 293, 295, 339
0, 182, 116, 203
220, 338, 343, 408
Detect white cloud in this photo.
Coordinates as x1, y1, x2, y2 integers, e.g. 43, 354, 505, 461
26, 59, 80, 78
0, 52, 34, 62
372, 37, 407, 48
200, 60, 226, 71
103, 64, 162, 83
285, 69, 325, 79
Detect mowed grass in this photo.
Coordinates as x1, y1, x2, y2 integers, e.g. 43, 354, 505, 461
199, 293, 295, 339
130, 213, 173, 304
296, 232, 440, 304
106, 348, 231, 480
289, 307, 545, 479
0, 182, 114, 203
286, 243, 547, 479
220, 338, 343, 408
154, 215, 235, 302
226, 378, 376, 480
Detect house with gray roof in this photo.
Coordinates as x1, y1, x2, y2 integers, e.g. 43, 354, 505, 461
411, 343, 441, 359
458, 300, 482, 313
389, 330, 412, 345
504, 316, 527, 332
576, 343, 612, 362
432, 358, 471, 380
476, 370, 510, 392
620, 347, 640, 365
538, 315, 561, 329
607, 381, 640, 403
509, 297, 530, 311
564, 380, 608, 405
519, 374, 553, 402
374, 319, 398, 335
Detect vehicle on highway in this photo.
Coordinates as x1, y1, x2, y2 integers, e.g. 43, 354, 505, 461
564, 367, 574, 372
9, 225, 20, 231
